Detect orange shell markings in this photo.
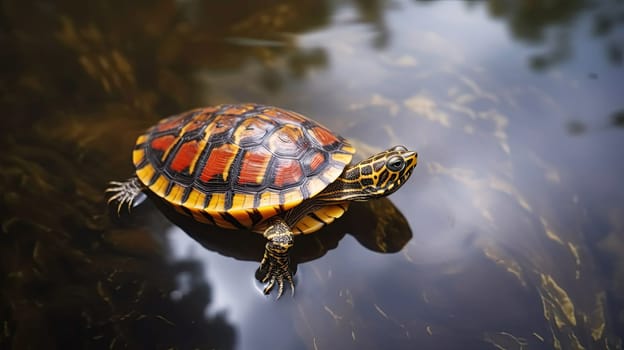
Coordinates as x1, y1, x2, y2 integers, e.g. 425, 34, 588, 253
169, 140, 200, 173
237, 147, 273, 186
132, 104, 356, 222
199, 143, 239, 183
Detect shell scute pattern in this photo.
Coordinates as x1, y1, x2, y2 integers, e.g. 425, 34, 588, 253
233, 117, 274, 147
132, 104, 354, 229
266, 124, 309, 158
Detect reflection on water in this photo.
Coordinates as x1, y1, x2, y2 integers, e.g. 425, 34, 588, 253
1, 0, 624, 349
158, 197, 410, 350
476, 0, 624, 70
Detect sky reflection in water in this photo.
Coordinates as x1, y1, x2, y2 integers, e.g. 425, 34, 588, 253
1, 0, 623, 349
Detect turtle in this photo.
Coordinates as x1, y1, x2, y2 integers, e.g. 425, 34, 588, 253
106, 103, 418, 297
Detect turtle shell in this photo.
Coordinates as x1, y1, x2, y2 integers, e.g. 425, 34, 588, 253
132, 103, 355, 230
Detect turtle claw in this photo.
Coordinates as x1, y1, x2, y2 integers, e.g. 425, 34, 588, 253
105, 177, 143, 216
258, 257, 295, 299
257, 244, 295, 299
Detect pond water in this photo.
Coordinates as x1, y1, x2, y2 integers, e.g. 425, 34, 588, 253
1, 0, 624, 349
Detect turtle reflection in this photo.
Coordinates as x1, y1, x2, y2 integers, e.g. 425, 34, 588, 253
149, 194, 412, 294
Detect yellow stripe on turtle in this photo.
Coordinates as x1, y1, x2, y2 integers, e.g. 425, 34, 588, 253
257, 205, 280, 221
292, 203, 350, 234
341, 144, 356, 155
220, 143, 239, 182
230, 193, 256, 211
135, 162, 155, 186
184, 188, 207, 209
304, 177, 329, 198
133, 148, 145, 166
292, 215, 325, 234
228, 194, 258, 227
150, 175, 169, 196
188, 138, 208, 175
282, 189, 304, 209
323, 165, 344, 184
206, 193, 226, 211
136, 134, 148, 145
165, 183, 186, 204
331, 152, 353, 165
258, 191, 281, 210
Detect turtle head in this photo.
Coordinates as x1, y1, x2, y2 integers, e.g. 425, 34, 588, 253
323, 145, 417, 201
356, 145, 418, 199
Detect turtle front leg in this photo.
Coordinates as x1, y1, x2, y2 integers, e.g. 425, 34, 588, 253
256, 218, 295, 298
105, 176, 143, 215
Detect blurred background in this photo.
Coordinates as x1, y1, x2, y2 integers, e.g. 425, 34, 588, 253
1, 0, 623, 349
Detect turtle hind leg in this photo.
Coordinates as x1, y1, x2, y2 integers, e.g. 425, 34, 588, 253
105, 176, 144, 216
256, 218, 295, 299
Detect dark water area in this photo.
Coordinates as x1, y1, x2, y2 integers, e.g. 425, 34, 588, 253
2, 0, 624, 349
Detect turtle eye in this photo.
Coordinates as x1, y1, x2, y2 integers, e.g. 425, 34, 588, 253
386, 155, 405, 172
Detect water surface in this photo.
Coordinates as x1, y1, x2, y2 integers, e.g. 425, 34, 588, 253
1, 1, 624, 349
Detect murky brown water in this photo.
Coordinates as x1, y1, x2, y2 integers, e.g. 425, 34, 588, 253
2, 0, 624, 349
